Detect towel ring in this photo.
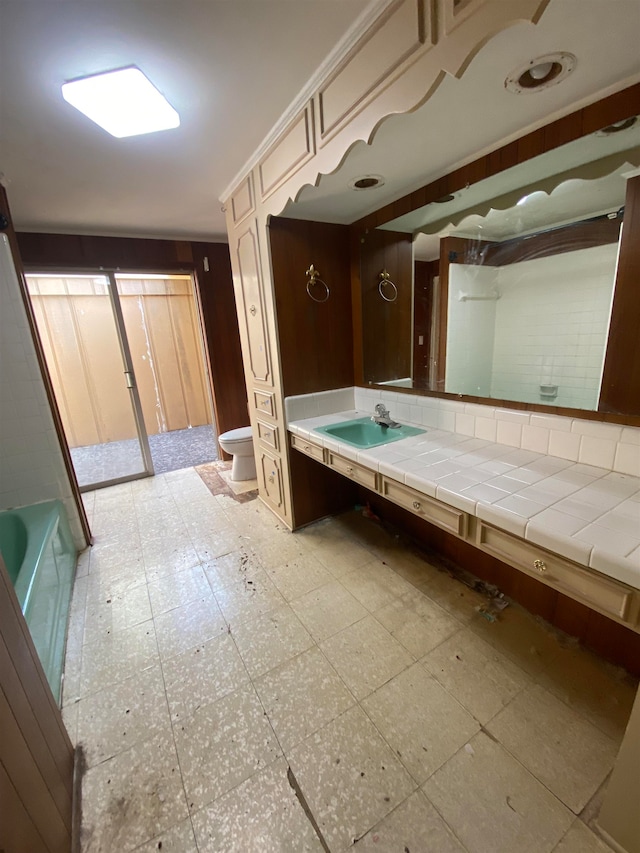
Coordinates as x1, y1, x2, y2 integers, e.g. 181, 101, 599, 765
379, 269, 398, 303
306, 264, 330, 303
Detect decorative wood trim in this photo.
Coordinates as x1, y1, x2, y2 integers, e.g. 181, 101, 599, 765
441, 0, 490, 35
259, 107, 315, 200
230, 175, 255, 225
317, 0, 433, 145
236, 226, 272, 384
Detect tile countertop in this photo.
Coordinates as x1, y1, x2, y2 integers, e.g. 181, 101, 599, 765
288, 410, 640, 591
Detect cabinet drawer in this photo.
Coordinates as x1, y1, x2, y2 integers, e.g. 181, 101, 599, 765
259, 450, 284, 511
257, 419, 279, 451
476, 522, 635, 623
291, 433, 325, 463
381, 477, 468, 537
327, 450, 378, 490
254, 389, 276, 419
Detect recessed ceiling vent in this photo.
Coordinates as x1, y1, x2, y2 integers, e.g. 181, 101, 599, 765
505, 53, 576, 94
349, 175, 385, 190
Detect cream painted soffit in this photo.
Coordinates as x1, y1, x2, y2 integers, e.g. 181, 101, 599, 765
219, 0, 395, 203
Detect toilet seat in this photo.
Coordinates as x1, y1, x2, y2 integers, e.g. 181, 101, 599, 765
219, 426, 252, 443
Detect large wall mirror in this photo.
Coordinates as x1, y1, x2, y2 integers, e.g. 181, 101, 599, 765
359, 105, 640, 419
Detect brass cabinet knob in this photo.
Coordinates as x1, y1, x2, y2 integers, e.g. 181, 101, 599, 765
413, 500, 421, 510
534, 559, 547, 573
347, 466, 354, 475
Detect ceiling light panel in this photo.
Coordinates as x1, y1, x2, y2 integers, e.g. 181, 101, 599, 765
61, 66, 180, 138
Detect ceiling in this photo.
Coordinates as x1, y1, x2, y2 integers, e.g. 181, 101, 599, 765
1, 0, 639, 243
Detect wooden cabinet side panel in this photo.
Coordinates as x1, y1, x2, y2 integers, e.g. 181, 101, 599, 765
236, 226, 272, 385
259, 108, 315, 200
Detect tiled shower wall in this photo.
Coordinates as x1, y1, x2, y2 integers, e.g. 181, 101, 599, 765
0, 235, 85, 547
446, 244, 617, 410
284, 385, 640, 478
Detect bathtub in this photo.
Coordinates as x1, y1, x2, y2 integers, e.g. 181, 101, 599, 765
0, 500, 77, 704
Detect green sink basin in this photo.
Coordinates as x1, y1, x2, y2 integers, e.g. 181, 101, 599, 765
313, 417, 425, 449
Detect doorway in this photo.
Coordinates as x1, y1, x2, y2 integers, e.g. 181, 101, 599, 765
26, 270, 218, 490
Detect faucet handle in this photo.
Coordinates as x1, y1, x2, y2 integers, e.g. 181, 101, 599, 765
374, 403, 389, 416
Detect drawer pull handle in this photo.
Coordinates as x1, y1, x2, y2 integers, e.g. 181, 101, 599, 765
346, 466, 354, 475
261, 399, 270, 408
268, 474, 275, 484
249, 304, 257, 316
534, 559, 547, 573
304, 445, 310, 452
412, 500, 421, 510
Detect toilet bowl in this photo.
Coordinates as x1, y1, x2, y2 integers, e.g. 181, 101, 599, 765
218, 426, 256, 481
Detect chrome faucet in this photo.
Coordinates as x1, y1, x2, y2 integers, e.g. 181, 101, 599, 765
372, 403, 401, 428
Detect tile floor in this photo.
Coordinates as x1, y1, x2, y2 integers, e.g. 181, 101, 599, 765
63, 467, 638, 852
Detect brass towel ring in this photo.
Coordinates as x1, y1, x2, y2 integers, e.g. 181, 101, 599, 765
306, 264, 330, 303
379, 269, 398, 303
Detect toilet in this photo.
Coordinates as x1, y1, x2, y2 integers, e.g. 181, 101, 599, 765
218, 426, 256, 481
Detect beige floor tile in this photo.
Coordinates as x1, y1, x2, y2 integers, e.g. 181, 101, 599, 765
83, 582, 152, 644
419, 571, 489, 624
214, 567, 285, 626
255, 646, 355, 752
144, 544, 201, 582
192, 528, 246, 563
174, 684, 282, 812
231, 603, 314, 679
81, 728, 188, 852
422, 627, 531, 724
162, 632, 249, 721
353, 790, 467, 852
131, 818, 198, 852
376, 549, 439, 587
340, 559, 414, 612
535, 644, 637, 741
374, 592, 461, 658
191, 758, 324, 852
147, 564, 212, 617
61, 700, 79, 746
291, 581, 368, 642
289, 706, 416, 852
256, 535, 309, 569
153, 594, 227, 661
265, 553, 333, 602
362, 663, 479, 783
77, 664, 171, 768
86, 558, 147, 601
468, 603, 563, 677
423, 731, 573, 853
320, 615, 413, 700
486, 684, 618, 813
551, 819, 615, 853
314, 540, 375, 578
80, 619, 159, 698
201, 547, 265, 591
293, 517, 353, 552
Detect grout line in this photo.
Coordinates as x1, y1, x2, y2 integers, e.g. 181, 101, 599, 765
286, 766, 332, 853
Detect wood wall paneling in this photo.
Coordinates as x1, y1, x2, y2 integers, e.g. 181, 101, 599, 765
0, 556, 74, 853
269, 217, 354, 397
599, 175, 640, 415
289, 448, 359, 529
413, 260, 436, 389
190, 243, 249, 440
360, 229, 413, 384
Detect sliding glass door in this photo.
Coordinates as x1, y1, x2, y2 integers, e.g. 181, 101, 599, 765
26, 271, 153, 490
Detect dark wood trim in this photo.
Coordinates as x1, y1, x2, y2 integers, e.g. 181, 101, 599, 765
600, 175, 640, 415
354, 83, 640, 232
350, 227, 365, 385
448, 216, 621, 267
0, 191, 90, 546
412, 260, 436, 389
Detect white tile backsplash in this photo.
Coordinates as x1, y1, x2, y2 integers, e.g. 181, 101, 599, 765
286, 386, 640, 480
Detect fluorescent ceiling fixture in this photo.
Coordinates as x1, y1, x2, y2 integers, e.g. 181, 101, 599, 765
61, 66, 180, 138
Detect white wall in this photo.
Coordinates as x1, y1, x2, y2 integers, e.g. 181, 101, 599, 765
490, 244, 617, 409
0, 234, 85, 547
445, 264, 498, 396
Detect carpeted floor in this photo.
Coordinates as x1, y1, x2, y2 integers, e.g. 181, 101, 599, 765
71, 425, 219, 486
